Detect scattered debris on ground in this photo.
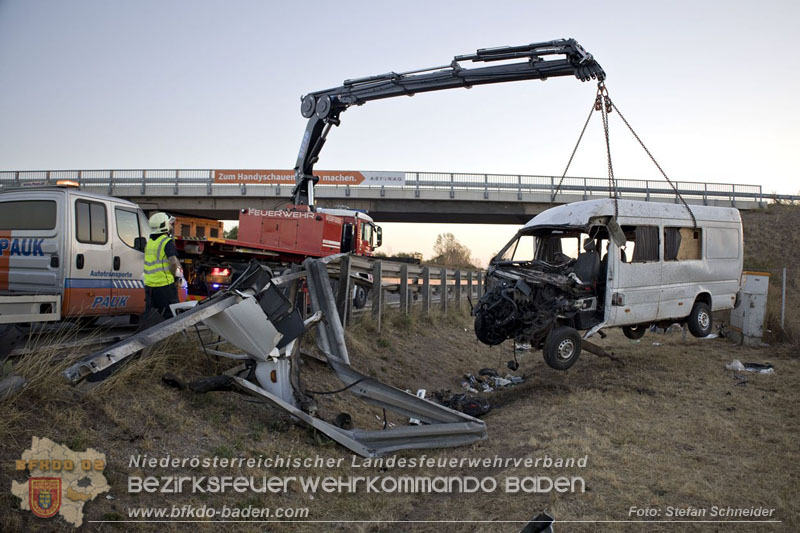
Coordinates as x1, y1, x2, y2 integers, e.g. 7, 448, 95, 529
431, 390, 491, 418
461, 369, 526, 393
726, 359, 775, 374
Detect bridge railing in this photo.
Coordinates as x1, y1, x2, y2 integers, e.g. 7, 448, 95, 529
0, 168, 787, 204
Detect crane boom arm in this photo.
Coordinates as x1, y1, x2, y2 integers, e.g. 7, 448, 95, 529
292, 38, 605, 207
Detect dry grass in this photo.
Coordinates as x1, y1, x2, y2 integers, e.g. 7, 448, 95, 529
0, 307, 798, 532
1, 205, 798, 531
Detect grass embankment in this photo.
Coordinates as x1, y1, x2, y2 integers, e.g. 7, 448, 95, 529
740, 203, 800, 343
2, 305, 798, 532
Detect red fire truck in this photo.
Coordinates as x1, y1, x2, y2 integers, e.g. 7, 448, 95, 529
173, 205, 381, 303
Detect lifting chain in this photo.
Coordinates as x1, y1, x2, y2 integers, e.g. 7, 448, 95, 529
597, 81, 619, 219
604, 88, 697, 227
552, 81, 697, 228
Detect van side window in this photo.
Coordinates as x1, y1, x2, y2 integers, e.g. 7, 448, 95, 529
137, 210, 149, 237
75, 200, 107, 244
664, 227, 702, 261
0, 200, 57, 230
621, 225, 659, 263
115, 208, 141, 248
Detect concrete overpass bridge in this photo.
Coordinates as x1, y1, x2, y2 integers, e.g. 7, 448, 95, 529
0, 169, 783, 224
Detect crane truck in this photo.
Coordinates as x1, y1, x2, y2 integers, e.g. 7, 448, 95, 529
58, 38, 607, 459
1, 38, 604, 356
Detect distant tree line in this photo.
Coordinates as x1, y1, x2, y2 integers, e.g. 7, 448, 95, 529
377, 233, 478, 269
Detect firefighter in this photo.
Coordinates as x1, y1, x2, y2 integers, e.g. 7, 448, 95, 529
143, 212, 182, 319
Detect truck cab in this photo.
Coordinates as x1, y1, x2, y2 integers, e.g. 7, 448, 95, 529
316, 208, 382, 256
0, 183, 149, 324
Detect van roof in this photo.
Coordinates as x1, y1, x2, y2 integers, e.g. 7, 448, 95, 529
524, 199, 741, 229
0, 186, 140, 208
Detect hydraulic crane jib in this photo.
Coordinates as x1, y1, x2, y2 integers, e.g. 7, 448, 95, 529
292, 38, 605, 207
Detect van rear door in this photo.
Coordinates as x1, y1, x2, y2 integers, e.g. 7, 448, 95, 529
0, 193, 63, 296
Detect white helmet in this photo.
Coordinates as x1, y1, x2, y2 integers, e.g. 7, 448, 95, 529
148, 212, 174, 234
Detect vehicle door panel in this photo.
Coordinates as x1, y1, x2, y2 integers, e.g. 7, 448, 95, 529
65, 198, 113, 316
110, 206, 146, 314
610, 224, 662, 326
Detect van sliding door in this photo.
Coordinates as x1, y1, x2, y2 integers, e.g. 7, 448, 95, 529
610, 225, 662, 326
658, 227, 703, 320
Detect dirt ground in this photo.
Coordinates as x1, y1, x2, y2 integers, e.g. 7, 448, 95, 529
1, 306, 798, 532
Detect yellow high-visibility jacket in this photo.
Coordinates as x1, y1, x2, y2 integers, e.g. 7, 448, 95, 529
143, 234, 175, 287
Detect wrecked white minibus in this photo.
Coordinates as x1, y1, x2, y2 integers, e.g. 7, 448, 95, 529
473, 199, 743, 370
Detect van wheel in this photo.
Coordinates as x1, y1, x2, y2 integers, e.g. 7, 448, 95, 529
622, 324, 647, 340
687, 301, 712, 338
543, 326, 582, 370
353, 286, 368, 309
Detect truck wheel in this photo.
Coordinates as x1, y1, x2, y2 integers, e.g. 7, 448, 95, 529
543, 326, 582, 370
622, 324, 647, 340
686, 301, 712, 338
353, 286, 368, 309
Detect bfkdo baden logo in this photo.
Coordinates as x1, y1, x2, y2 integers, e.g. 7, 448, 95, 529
29, 477, 62, 518
11, 436, 110, 527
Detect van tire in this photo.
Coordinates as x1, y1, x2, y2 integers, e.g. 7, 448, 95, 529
622, 324, 647, 340
687, 301, 712, 338
543, 326, 582, 370
353, 286, 368, 309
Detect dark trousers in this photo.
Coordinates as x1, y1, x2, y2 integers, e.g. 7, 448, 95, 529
145, 284, 179, 319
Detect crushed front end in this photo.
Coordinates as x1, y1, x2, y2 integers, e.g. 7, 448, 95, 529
473, 224, 609, 367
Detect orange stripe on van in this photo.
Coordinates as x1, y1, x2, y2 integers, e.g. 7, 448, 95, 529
0, 230, 10, 290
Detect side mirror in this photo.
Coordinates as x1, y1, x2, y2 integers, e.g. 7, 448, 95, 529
134, 236, 147, 252
375, 226, 383, 248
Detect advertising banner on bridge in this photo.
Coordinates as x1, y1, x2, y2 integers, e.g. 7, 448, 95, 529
213, 170, 405, 187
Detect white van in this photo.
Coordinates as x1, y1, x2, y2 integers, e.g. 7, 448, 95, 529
473, 199, 743, 370
0, 183, 149, 325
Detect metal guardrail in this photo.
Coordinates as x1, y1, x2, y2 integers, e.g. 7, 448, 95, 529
1, 168, 797, 204
332, 255, 485, 332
